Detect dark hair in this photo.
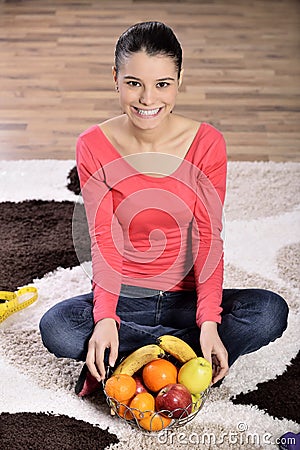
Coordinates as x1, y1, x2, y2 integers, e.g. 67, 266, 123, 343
114, 21, 182, 78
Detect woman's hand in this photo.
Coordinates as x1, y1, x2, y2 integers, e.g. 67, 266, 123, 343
200, 321, 229, 385
86, 318, 119, 381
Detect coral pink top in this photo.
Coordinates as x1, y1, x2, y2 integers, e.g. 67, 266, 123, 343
76, 123, 227, 328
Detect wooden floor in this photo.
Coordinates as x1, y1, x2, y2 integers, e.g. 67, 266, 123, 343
0, 0, 299, 161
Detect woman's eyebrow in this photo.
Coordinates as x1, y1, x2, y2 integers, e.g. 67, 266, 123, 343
157, 77, 176, 82
123, 75, 141, 80
123, 75, 176, 81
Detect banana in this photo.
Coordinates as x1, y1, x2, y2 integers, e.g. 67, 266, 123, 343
157, 335, 197, 364
112, 344, 165, 376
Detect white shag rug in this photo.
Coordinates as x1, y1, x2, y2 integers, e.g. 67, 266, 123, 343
0, 160, 299, 450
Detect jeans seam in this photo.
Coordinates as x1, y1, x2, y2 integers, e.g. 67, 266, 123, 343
154, 294, 163, 325
122, 321, 159, 340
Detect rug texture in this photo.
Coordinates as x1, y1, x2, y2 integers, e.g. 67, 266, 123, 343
0, 160, 299, 450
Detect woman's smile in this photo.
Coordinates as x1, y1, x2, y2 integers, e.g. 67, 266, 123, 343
132, 106, 163, 118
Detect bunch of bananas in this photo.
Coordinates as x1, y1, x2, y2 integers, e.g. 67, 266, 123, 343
112, 335, 197, 376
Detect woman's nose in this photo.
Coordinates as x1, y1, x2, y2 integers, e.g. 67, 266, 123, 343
139, 87, 156, 105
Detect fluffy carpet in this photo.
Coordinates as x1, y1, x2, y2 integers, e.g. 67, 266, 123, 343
0, 412, 118, 450
0, 160, 299, 450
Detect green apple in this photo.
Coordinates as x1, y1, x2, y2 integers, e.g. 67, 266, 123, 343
178, 357, 212, 394
191, 392, 202, 412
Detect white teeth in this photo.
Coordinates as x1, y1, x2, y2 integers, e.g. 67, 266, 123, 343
136, 108, 160, 116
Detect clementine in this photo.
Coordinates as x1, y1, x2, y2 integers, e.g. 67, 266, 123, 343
142, 359, 177, 392
105, 374, 136, 402
117, 399, 134, 421
129, 392, 155, 420
138, 412, 172, 431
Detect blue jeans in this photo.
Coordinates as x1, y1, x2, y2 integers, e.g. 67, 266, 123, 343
39, 285, 288, 368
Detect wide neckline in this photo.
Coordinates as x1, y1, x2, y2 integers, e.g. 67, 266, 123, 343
95, 122, 205, 182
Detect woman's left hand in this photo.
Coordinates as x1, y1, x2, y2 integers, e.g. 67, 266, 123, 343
199, 321, 229, 385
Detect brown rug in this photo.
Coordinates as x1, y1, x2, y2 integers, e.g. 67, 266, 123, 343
0, 412, 118, 450
232, 351, 300, 424
0, 200, 79, 292
0, 161, 299, 449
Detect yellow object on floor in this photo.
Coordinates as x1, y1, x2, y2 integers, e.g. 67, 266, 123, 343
0, 286, 38, 323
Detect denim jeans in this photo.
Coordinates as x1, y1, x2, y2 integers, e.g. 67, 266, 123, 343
39, 285, 288, 368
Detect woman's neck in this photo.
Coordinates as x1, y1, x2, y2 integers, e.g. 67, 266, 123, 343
124, 115, 174, 152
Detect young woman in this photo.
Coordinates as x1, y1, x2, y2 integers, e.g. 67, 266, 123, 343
39, 21, 288, 396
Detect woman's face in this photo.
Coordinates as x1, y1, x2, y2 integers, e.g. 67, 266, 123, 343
114, 51, 182, 131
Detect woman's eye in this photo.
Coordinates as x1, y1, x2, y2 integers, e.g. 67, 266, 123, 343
127, 81, 141, 87
157, 82, 169, 88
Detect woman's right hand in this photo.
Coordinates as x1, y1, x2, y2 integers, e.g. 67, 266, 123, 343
86, 318, 119, 381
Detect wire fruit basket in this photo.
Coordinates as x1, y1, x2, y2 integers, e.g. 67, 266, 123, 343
103, 362, 210, 432
104, 386, 209, 432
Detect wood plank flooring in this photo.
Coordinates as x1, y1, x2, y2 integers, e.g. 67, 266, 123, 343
0, 0, 299, 161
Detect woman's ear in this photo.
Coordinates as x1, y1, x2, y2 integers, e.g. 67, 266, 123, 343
178, 68, 184, 88
112, 66, 118, 87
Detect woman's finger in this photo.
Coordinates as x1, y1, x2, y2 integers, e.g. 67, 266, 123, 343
211, 355, 220, 377
108, 343, 118, 368
86, 345, 101, 381
212, 354, 229, 384
201, 348, 212, 367
95, 345, 106, 381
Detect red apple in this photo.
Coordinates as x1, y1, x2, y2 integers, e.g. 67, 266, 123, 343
133, 374, 148, 394
155, 383, 192, 419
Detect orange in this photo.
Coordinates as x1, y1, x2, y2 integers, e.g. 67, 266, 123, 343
142, 359, 177, 392
117, 399, 134, 421
129, 392, 155, 420
138, 412, 172, 431
105, 374, 136, 402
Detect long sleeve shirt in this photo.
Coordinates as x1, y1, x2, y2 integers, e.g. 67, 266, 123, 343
76, 122, 227, 328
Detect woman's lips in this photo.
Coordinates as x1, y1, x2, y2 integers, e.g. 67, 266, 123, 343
132, 106, 163, 118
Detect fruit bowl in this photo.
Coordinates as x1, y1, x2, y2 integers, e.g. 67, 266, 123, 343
103, 367, 209, 432
102, 337, 212, 432
104, 389, 209, 432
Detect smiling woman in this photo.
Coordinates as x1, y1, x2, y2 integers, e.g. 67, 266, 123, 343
39, 21, 289, 399
112, 51, 180, 132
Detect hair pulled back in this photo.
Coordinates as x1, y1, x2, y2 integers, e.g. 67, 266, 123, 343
114, 21, 182, 78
